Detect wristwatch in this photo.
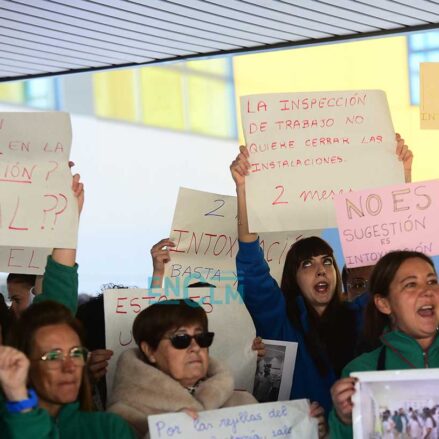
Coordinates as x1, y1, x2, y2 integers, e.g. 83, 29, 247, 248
6, 389, 38, 413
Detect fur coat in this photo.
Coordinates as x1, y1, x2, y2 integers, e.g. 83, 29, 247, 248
107, 348, 257, 437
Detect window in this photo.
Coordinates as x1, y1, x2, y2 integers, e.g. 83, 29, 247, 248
92, 57, 237, 139
24, 77, 58, 109
408, 31, 439, 105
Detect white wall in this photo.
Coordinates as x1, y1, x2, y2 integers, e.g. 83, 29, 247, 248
0, 103, 238, 293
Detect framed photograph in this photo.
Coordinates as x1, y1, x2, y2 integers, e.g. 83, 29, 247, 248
351, 369, 439, 439
252, 339, 298, 402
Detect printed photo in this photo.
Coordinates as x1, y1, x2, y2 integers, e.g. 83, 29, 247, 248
352, 369, 439, 439
253, 340, 297, 402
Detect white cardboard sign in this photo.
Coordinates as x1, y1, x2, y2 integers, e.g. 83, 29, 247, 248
240, 90, 404, 232
0, 112, 78, 248
0, 246, 51, 274
148, 399, 318, 439
164, 187, 320, 288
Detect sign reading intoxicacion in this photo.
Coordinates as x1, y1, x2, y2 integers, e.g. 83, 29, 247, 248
334, 180, 439, 268
164, 187, 320, 288
0, 112, 78, 248
240, 90, 404, 232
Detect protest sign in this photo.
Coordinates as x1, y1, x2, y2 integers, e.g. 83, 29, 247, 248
240, 90, 404, 232
164, 187, 320, 287
334, 180, 439, 268
148, 399, 317, 439
0, 112, 78, 248
420, 63, 439, 129
0, 247, 51, 274
253, 340, 297, 403
104, 287, 256, 395
352, 369, 439, 439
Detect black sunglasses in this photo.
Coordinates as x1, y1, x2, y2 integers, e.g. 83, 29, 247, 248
165, 332, 215, 349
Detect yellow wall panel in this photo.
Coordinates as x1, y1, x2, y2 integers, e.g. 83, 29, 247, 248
93, 70, 136, 122
233, 36, 439, 182
186, 58, 229, 75
0, 82, 24, 103
187, 75, 231, 137
140, 67, 184, 130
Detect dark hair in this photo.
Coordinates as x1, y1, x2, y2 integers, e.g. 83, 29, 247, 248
76, 293, 105, 351
133, 299, 208, 355
363, 251, 436, 348
0, 294, 13, 342
6, 301, 93, 411
6, 273, 36, 287
341, 265, 348, 293
280, 236, 356, 376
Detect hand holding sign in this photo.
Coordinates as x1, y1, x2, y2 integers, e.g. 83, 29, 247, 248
150, 238, 175, 288
395, 133, 413, 183
0, 112, 78, 248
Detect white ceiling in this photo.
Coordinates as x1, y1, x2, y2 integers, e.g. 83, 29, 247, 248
0, 0, 439, 82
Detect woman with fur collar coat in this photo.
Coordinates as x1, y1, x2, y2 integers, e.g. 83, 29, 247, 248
107, 300, 256, 438
108, 348, 256, 437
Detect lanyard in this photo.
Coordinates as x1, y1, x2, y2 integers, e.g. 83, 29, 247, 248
380, 337, 423, 369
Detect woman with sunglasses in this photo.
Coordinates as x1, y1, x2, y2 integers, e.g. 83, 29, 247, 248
0, 300, 135, 438
108, 299, 256, 437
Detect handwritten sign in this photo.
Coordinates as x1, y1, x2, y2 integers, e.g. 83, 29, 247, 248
0, 112, 78, 248
148, 399, 317, 439
420, 63, 439, 129
240, 90, 404, 232
164, 187, 320, 288
334, 180, 439, 268
0, 247, 51, 274
104, 287, 256, 396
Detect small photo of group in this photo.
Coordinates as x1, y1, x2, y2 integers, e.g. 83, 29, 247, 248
352, 369, 439, 439
379, 406, 439, 439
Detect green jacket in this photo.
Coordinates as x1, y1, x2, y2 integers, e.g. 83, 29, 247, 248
34, 255, 79, 314
329, 330, 439, 438
2, 401, 135, 439
1, 257, 133, 438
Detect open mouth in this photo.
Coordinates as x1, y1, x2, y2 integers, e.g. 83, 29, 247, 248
417, 304, 435, 318
314, 281, 329, 294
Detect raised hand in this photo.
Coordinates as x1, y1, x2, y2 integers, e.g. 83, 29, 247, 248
230, 145, 250, 188
0, 346, 29, 402
395, 133, 413, 183
150, 238, 175, 288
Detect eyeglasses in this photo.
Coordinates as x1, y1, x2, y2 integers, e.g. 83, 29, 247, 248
35, 347, 89, 369
164, 332, 215, 349
347, 278, 368, 291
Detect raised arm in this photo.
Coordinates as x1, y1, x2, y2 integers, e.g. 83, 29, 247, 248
395, 133, 413, 183
230, 146, 290, 339
149, 238, 175, 288
230, 145, 257, 243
